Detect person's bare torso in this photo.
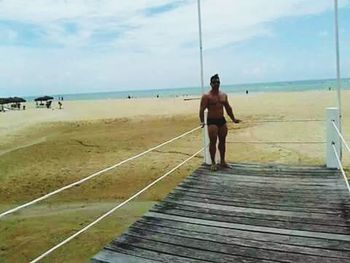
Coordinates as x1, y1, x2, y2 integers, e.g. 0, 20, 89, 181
205, 91, 227, 119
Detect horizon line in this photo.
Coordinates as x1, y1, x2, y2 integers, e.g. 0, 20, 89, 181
3, 76, 350, 98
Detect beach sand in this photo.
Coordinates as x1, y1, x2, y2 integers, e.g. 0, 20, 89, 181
0, 90, 349, 262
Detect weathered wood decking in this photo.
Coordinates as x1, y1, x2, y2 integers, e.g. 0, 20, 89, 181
92, 163, 350, 263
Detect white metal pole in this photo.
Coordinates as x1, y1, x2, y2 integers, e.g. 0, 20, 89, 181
197, 0, 204, 94
204, 109, 211, 164
326, 107, 341, 168
334, 0, 342, 159
197, 0, 210, 164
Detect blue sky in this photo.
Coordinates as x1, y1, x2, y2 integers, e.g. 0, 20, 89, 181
0, 0, 349, 96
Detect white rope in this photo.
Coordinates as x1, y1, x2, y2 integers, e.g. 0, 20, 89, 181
332, 144, 350, 193
242, 119, 324, 123
227, 141, 325, 144
0, 126, 201, 219
332, 121, 350, 152
29, 146, 206, 263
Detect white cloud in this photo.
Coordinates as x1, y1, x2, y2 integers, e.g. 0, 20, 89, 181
0, 0, 349, 95
1, 0, 347, 50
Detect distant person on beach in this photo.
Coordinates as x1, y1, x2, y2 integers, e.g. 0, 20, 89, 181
246, 90, 249, 95
58, 101, 62, 109
199, 74, 241, 171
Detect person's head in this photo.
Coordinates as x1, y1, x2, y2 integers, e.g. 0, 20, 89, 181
210, 74, 220, 91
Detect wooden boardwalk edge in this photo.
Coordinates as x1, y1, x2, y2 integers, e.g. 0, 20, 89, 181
91, 162, 350, 263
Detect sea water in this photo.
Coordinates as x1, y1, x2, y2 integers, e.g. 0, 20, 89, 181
24, 78, 350, 101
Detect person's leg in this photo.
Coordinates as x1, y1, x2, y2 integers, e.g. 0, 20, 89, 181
218, 123, 229, 167
207, 124, 218, 170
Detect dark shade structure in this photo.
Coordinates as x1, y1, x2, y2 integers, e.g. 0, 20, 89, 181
0, 98, 8, 104
0, 97, 26, 104
9, 97, 26, 103
34, 96, 54, 102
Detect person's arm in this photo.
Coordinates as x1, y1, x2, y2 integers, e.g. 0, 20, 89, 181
224, 94, 240, 123
199, 95, 208, 127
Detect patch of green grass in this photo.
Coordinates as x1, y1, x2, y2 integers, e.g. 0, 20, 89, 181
0, 116, 202, 262
0, 201, 156, 263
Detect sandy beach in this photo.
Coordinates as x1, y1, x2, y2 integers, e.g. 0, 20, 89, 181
1, 90, 350, 162
1, 90, 349, 262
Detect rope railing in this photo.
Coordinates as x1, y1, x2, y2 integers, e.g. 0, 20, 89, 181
0, 126, 201, 219
29, 145, 207, 263
332, 120, 350, 152
242, 119, 324, 123
332, 143, 350, 193
227, 141, 325, 144
225, 119, 325, 145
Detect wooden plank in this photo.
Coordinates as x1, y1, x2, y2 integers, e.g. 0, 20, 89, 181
181, 178, 350, 195
197, 166, 341, 176
195, 168, 341, 179
189, 176, 344, 189
139, 216, 350, 252
227, 162, 334, 170
163, 198, 350, 225
196, 168, 341, 178
193, 169, 342, 180
196, 170, 340, 178
186, 176, 344, 191
204, 167, 339, 175
179, 182, 349, 197
168, 188, 350, 211
92, 249, 159, 263
190, 172, 345, 187
146, 212, 350, 242
131, 222, 350, 259
178, 182, 350, 200
104, 243, 207, 263
175, 184, 350, 203
226, 162, 339, 172
125, 226, 346, 263
192, 172, 343, 185
109, 234, 277, 263
188, 172, 341, 185
151, 202, 350, 234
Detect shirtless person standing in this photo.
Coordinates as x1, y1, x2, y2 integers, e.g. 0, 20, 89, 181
199, 74, 240, 171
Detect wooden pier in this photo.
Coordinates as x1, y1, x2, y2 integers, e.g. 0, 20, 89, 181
92, 163, 350, 262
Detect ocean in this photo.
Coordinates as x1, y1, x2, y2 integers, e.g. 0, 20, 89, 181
24, 78, 350, 101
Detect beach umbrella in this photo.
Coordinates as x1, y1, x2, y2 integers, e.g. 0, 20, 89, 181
34, 96, 54, 102
0, 98, 9, 104
12, 97, 26, 103
1, 97, 26, 103
6, 97, 26, 103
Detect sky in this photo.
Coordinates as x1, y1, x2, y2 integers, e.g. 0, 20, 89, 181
0, 0, 349, 96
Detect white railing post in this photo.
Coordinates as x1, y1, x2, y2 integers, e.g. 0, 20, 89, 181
327, 107, 341, 168
204, 110, 211, 164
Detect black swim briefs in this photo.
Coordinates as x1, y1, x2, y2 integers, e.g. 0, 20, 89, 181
207, 117, 227, 128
